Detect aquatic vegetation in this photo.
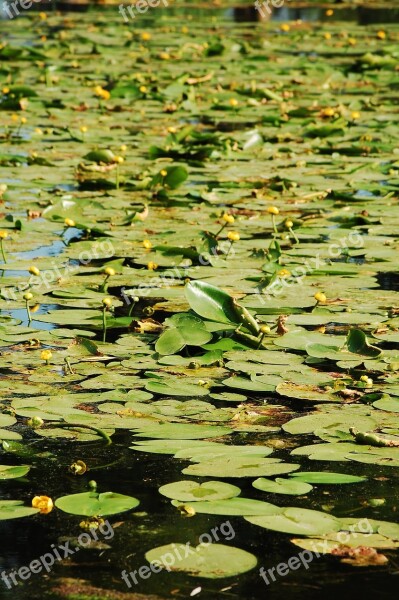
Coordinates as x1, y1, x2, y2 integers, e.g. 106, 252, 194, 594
0, 4, 399, 598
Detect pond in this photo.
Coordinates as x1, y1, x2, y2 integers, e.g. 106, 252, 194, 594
0, 2, 399, 600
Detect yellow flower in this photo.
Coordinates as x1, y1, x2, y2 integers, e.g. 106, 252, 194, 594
139, 85, 147, 93
29, 266, 40, 276
11, 114, 19, 122
34, 128, 43, 135
326, 9, 333, 16
32, 496, 53, 514
167, 126, 177, 133
267, 206, 279, 215
80, 125, 88, 133
20, 117, 27, 124
324, 32, 332, 40
39, 12, 47, 20
260, 325, 271, 334
320, 107, 335, 118
222, 213, 235, 224
360, 375, 373, 387
23, 292, 33, 301
147, 261, 158, 270
2, 87, 10, 94
102, 297, 112, 308
40, 349, 52, 362
314, 292, 327, 303
285, 220, 293, 228
160, 169, 168, 177
103, 267, 115, 277
27, 416, 44, 429
115, 156, 124, 164
351, 111, 360, 120
280, 24, 290, 32
227, 231, 240, 242
120, 144, 127, 152
142, 239, 152, 249
141, 32, 151, 41
159, 52, 170, 60
0, 230, 8, 239
277, 268, 291, 278
348, 38, 356, 46
69, 460, 87, 475
64, 218, 75, 227
376, 30, 386, 40
229, 98, 239, 107
94, 86, 110, 100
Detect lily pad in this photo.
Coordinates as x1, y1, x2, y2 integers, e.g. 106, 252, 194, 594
145, 543, 257, 578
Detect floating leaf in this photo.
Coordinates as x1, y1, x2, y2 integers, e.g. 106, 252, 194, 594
145, 543, 257, 578
253, 477, 313, 495
0, 465, 30, 480
290, 472, 366, 484
55, 492, 139, 517
246, 507, 342, 536
0, 500, 38, 520
183, 457, 299, 478
159, 480, 240, 502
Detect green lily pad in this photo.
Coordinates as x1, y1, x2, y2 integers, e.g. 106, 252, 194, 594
0, 465, 31, 480
182, 457, 300, 478
289, 472, 366, 484
246, 507, 342, 536
0, 500, 39, 520
145, 543, 257, 578
159, 480, 240, 502
172, 497, 281, 516
253, 477, 313, 495
55, 491, 140, 517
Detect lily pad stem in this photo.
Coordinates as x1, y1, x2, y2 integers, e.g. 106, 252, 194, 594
46, 422, 112, 445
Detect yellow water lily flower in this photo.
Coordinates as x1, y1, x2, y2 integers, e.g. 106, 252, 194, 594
277, 268, 291, 278
69, 460, 87, 475
94, 85, 110, 100
32, 495, 53, 514
267, 206, 279, 215
40, 349, 52, 362
227, 231, 240, 242
222, 213, 235, 224
314, 292, 327, 303
29, 266, 40, 276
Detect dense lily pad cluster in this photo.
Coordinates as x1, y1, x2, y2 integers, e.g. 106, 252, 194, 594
0, 5, 399, 592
